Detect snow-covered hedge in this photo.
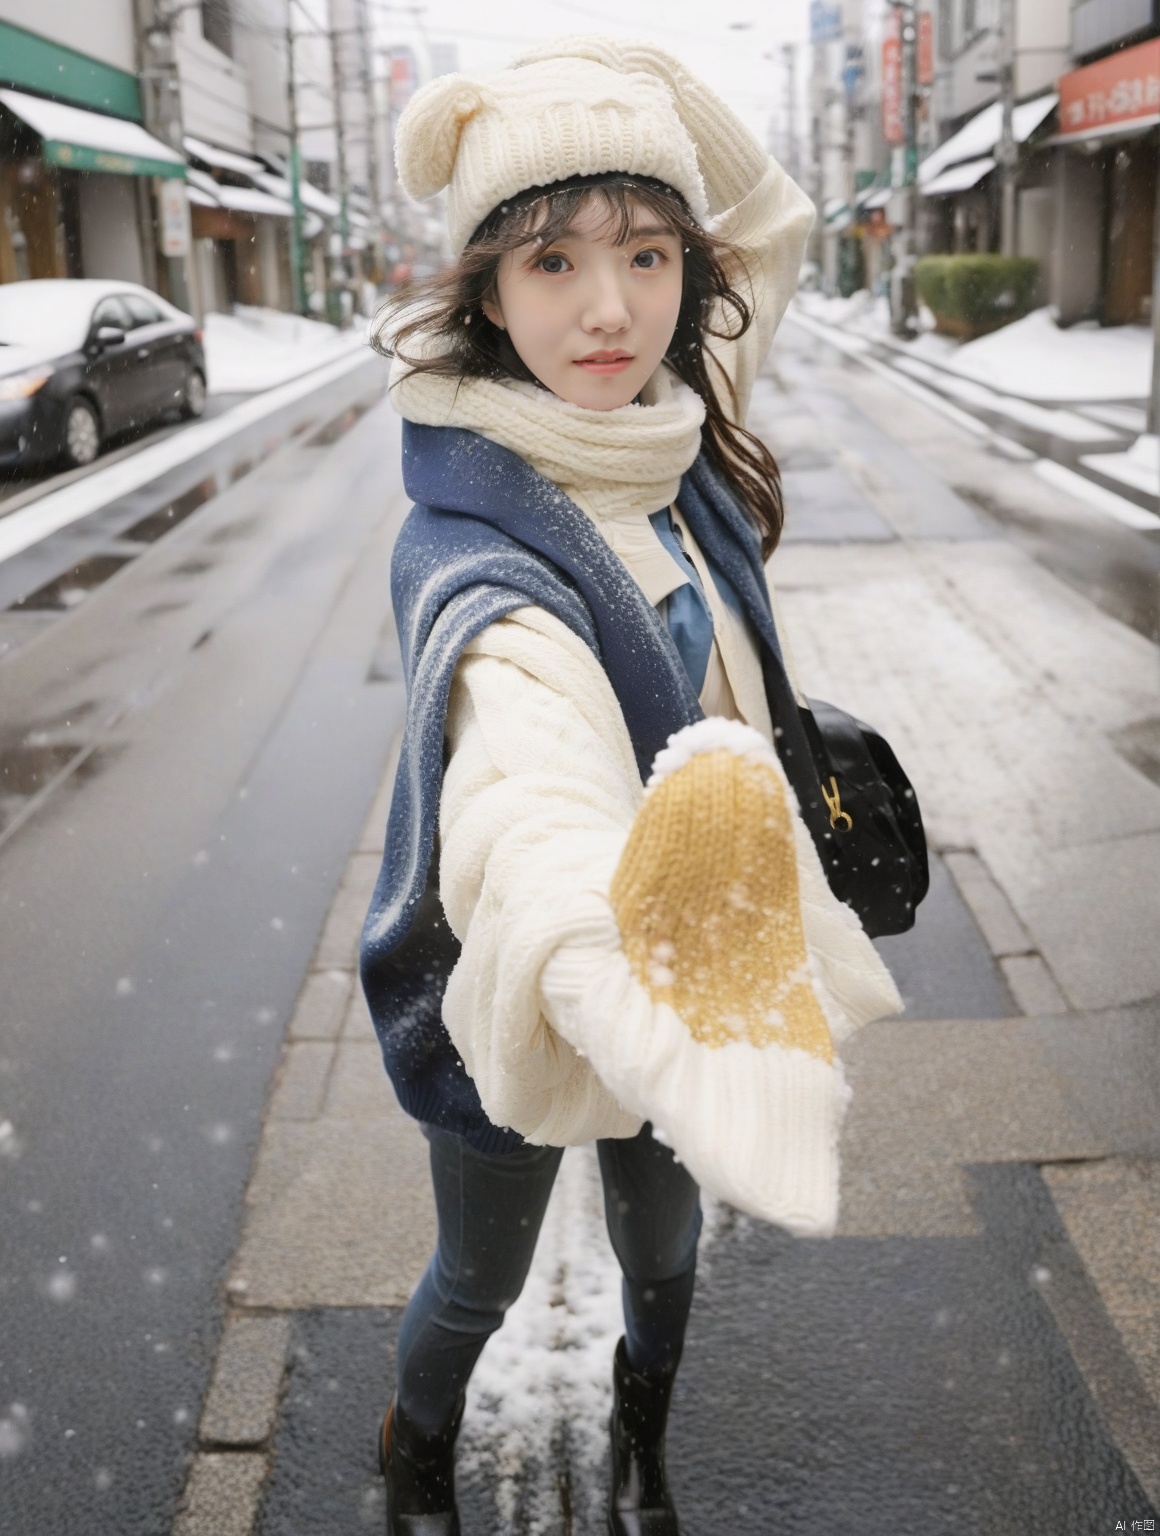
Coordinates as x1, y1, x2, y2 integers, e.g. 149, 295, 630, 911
915, 255, 1039, 340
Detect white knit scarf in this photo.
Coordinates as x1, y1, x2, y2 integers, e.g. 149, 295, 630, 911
389, 357, 706, 530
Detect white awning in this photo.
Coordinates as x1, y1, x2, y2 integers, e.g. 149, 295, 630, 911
212, 184, 294, 218
921, 155, 996, 195
185, 166, 222, 201
859, 187, 892, 210
252, 170, 340, 219
187, 185, 219, 208
918, 92, 1057, 187
184, 134, 265, 177
0, 88, 185, 179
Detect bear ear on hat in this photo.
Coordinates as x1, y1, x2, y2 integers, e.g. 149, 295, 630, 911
395, 73, 491, 200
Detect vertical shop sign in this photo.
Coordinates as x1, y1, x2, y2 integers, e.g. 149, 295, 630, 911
158, 177, 189, 258
388, 46, 418, 112
917, 11, 934, 86
882, 11, 903, 145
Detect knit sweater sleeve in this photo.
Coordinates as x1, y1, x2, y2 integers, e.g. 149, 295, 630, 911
707, 161, 815, 428
437, 604, 645, 1146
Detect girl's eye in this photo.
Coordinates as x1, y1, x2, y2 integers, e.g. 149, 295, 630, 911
538, 253, 571, 274
632, 248, 666, 269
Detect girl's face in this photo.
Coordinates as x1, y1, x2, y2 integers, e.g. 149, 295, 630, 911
481, 197, 684, 411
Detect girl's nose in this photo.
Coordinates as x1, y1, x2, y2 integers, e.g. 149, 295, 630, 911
581, 271, 631, 334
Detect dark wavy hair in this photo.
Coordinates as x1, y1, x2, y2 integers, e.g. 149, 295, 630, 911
375, 173, 786, 558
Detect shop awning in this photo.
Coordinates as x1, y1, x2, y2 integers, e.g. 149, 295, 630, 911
921, 155, 996, 196
1054, 37, 1160, 145
184, 134, 265, 177
0, 87, 185, 178
918, 92, 1057, 187
212, 183, 294, 218
857, 187, 893, 211
252, 170, 341, 219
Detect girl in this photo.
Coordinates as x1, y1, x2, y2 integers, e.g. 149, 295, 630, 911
361, 36, 901, 1535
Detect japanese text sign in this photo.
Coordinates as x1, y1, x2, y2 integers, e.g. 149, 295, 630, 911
1058, 36, 1160, 140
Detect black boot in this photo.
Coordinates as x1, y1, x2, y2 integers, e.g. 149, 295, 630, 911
379, 1394, 463, 1536
608, 1337, 681, 1536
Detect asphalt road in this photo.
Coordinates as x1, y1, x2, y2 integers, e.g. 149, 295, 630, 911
0, 393, 250, 514
0, 363, 406, 1534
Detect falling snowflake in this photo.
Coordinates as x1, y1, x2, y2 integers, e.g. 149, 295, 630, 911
45, 1270, 77, 1303
0, 1404, 29, 1459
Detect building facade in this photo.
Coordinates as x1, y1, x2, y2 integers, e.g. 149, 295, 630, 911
0, 3, 178, 291
809, 0, 1156, 340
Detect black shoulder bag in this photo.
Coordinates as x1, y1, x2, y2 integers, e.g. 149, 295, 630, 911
757, 618, 928, 937
797, 696, 929, 937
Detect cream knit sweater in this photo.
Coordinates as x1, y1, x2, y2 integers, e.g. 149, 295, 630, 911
392, 63, 900, 1226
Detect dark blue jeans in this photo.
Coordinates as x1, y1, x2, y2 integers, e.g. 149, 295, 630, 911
395, 1123, 702, 1435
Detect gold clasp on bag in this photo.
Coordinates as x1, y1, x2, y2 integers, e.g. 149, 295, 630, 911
822, 776, 853, 832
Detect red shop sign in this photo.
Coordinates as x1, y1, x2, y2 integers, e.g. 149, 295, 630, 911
882, 11, 903, 145
917, 11, 933, 88
1057, 35, 1160, 140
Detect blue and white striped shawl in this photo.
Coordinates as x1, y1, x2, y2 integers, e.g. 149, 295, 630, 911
360, 420, 812, 1153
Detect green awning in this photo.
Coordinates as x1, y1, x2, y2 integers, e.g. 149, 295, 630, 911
0, 87, 185, 179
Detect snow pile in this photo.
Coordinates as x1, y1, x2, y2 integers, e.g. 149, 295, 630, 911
794, 289, 1151, 405
1080, 431, 1159, 496
795, 288, 930, 340
796, 289, 878, 328
458, 1147, 623, 1532
458, 1144, 729, 1532
948, 308, 1151, 404
203, 304, 367, 394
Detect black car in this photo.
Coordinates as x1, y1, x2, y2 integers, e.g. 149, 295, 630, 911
0, 279, 207, 472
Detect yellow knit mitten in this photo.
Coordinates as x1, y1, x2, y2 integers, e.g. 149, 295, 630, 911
609, 724, 833, 1062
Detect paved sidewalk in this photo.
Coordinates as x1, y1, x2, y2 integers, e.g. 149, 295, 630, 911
789, 300, 1160, 529
174, 327, 1160, 1534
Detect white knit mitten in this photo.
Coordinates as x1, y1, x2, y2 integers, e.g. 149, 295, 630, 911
540, 719, 896, 1235
515, 35, 769, 215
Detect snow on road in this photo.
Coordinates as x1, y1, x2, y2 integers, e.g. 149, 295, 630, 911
796, 293, 1151, 406
204, 305, 369, 395
459, 1145, 728, 1534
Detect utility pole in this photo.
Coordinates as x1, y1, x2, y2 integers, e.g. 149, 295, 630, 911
356, 0, 382, 285
285, 5, 307, 315
891, 0, 920, 336
810, 37, 824, 270
327, 0, 350, 323
1150, 158, 1160, 437
996, 0, 1017, 255
137, 0, 191, 312
783, 43, 797, 182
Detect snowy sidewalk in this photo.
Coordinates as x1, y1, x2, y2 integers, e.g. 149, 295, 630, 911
204, 306, 369, 397
793, 294, 1159, 523
173, 333, 1160, 1533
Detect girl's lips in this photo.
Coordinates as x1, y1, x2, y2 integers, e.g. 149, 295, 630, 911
575, 355, 633, 375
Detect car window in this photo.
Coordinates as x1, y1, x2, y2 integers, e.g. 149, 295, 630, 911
123, 295, 165, 328
91, 297, 133, 333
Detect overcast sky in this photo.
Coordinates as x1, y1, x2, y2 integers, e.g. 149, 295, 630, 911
367, 0, 811, 146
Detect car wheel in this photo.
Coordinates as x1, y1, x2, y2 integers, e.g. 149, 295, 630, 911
62, 398, 101, 468
180, 368, 207, 420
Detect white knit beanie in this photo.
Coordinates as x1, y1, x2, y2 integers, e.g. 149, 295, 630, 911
394, 48, 708, 253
